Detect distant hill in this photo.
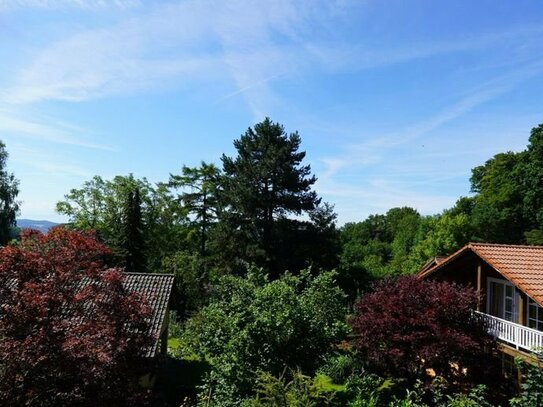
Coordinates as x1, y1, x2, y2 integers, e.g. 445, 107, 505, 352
16, 219, 60, 233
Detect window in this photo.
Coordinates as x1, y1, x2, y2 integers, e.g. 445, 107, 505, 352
527, 297, 543, 331
487, 278, 519, 323
501, 353, 517, 379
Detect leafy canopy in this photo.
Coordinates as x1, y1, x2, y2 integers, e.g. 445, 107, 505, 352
56, 174, 187, 272
350, 276, 493, 383
181, 268, 348, 405
0, 227, 153, 406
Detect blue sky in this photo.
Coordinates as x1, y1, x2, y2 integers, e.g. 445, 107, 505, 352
1, 0, 543, 224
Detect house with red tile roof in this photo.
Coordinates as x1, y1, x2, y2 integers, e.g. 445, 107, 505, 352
419, 243, 543, 363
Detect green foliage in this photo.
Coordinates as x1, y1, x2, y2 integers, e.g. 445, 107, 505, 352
181, 268, 348, 405
470, 151, 526, 243
122, 187, 146, 273
248, 370, 337, 407
445, 386, 492, 407
318, 351, 364, 384
338, 208, 423, 297
216, 118, 337, 276
466, 124, 543, 244
56, 174, 188, 271
169, 162, 221, 262
339, 204, 475, 290
0, 141, 20, 245
509, 359, 543, 407
344, 374, 391, 407
162, 251, 209, 316
404, 211, 472, 274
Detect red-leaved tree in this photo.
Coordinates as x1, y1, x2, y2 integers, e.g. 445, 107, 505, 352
0, 228, 153, 406
350, 276, 494, 383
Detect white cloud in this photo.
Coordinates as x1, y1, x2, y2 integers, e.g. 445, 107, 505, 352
6, 1, 541, 118
321, 58, 543, 179
0, 109, 116, 150
3, 1, 304, 108
0, 0, 140, 12
315, 60, 543, 224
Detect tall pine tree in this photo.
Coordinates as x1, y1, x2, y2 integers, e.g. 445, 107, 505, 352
217, 118, 327, 276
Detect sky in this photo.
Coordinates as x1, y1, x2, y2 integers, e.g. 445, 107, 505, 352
1, 0, 543, 224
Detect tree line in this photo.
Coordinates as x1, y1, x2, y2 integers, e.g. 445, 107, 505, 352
1, 120, 543, 405
56, 118, 340, 314
2, 119, 543, 307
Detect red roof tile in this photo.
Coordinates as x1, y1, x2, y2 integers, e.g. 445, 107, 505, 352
419, 243, 543, 306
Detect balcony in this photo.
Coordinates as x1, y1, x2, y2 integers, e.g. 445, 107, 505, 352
473, 310, 543, 353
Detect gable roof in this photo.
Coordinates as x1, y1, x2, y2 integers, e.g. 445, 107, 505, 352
419, 243, 543, 306
2, 272, 175, 358
123, 273, 176, 358
419, 256, 447, 274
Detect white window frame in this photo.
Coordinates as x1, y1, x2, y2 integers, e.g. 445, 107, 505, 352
527, 296, 543, 331
486, 277, 519, 323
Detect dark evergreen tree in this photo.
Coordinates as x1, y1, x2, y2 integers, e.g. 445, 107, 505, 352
122, 187, 146, 273
0, 141, 19, 245
217, 118, 328, 276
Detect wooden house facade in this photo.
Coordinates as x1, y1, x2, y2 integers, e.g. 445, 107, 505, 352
419, 243, 543, 363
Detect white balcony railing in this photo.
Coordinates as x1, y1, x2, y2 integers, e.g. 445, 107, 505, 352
473, 310, 543, 352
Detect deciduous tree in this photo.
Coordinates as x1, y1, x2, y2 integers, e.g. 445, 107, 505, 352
181, 268, 348, 404
350, 276, 493, 384
56, 175, 187, 271
0, 228, 152, 406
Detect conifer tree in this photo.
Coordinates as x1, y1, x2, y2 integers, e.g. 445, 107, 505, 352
0, 141, 19, 245
217, 118, 323, 275
122, 188, 146, 273
169, 162, 221, 259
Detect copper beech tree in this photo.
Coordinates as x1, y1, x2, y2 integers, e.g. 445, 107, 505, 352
0, 228, 153, 407
350, 276, 495, 384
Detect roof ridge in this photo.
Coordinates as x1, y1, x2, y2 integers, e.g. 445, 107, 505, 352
469, 242, 543, 249
123, 272, 175, 277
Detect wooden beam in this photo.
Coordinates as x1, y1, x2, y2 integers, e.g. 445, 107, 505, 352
516, 291, 528, 326
477, 262, 482, 311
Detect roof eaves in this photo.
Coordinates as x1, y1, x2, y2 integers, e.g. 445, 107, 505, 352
468, 245, 543, 307
417, 244, 474, 279
419, 243, 543, 308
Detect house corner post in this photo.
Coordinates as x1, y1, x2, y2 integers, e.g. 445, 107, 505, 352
477, 262, 482, 312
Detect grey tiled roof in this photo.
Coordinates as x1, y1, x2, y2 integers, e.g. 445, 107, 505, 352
3, 272, 176, 359
123, 273, 176, 358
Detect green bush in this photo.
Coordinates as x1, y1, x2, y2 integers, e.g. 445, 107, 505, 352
182, 268, 348, 405
510, 358, 543, 407
248, 369, 337, 407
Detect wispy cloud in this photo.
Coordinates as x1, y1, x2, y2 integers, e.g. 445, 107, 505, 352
6, 1, 541, 117
307, 24, 543, 73
2, 1, 302, 107
321, 58, 543, 179
0, 109, 116, 151
315, 60, 543, 223
0, 0, 140, 12
215, 72, 287, 104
